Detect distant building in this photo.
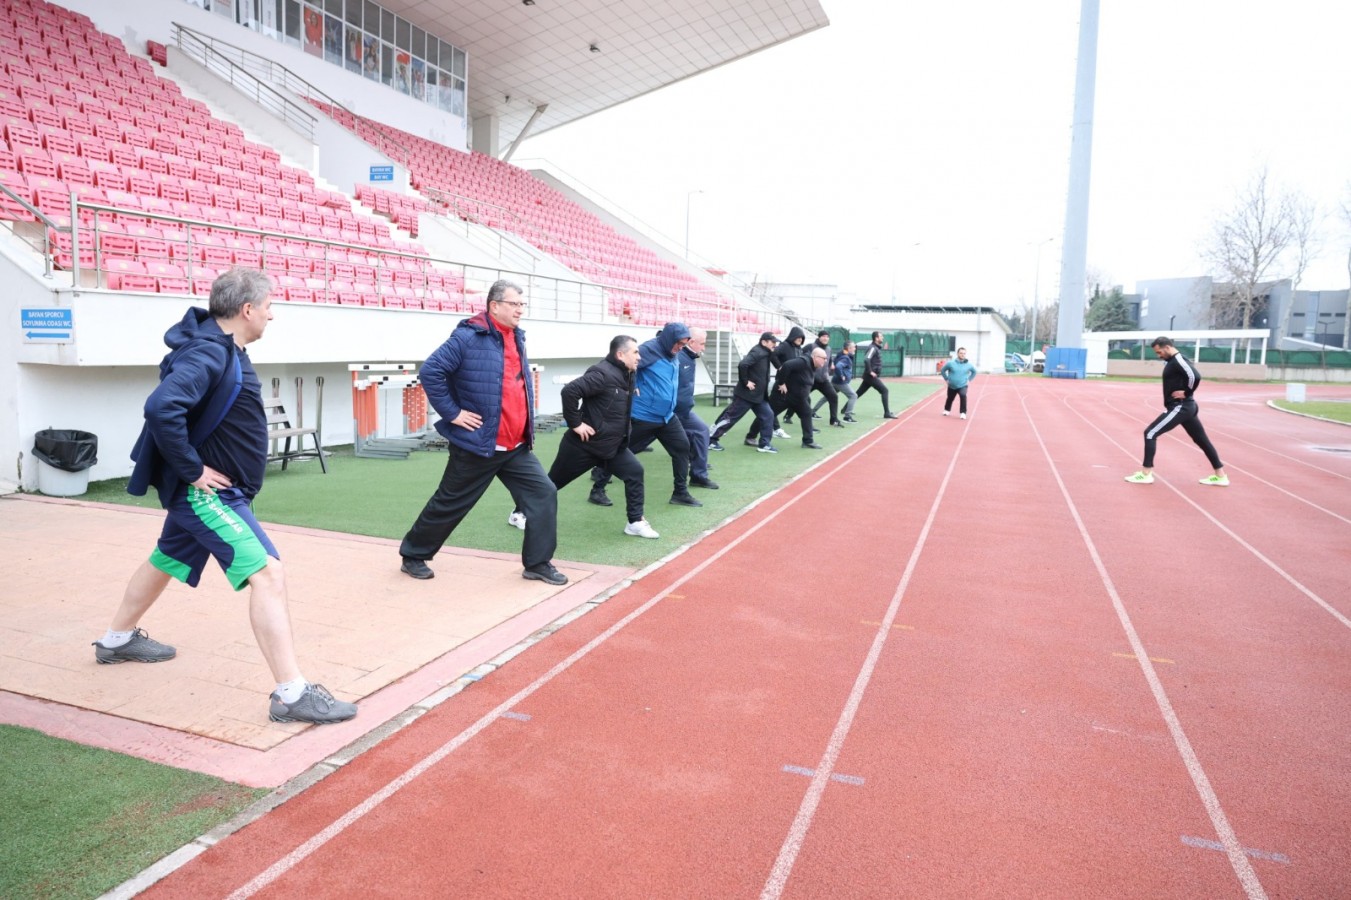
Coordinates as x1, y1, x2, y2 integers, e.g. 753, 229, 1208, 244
1135, 276, 1347, 348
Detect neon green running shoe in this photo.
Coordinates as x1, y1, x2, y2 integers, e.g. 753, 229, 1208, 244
1198, 474, 1230, 486
1124, 471, 1154, 484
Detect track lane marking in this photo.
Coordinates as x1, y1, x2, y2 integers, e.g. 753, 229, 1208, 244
759, 382, 981, 899
1019, 387, 1269, 900
222, 390, 936, 899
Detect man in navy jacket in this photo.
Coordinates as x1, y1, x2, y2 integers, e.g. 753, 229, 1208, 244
400, 280, 565, 584
95, 268, 356, 725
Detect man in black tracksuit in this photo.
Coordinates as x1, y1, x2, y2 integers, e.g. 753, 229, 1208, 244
710, 332, 779, 453
515, 335, 659, 536
1125, 336, 1228, 487
775, 326, 808, 429
770, 347, 828, 449
856, 330, 898, 418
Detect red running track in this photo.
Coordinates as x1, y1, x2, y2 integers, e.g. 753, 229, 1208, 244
141, 378, 1351, 899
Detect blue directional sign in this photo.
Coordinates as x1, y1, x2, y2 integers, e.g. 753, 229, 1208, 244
22, 308, 72, 343
369, 165, 394, 182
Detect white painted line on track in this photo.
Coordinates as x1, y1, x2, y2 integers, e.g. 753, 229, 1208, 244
1062, 395, 1351, 631
223, 393, 934, 900
759, 381, 980, 900
1020, 387, 1269, 900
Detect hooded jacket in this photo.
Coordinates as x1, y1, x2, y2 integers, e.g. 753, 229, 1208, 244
128, 308, 253, 503
630, 322, 690, 424
831, 349, 855, 385
734, 342, 775, 403
940, 356, 977, 389
774, 326, 807, 369
422, 310, 535, 458
560, 353, 635, 458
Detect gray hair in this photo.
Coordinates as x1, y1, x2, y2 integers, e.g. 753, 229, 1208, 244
486, 279, 524, 307
811, 347, 828, 359
209, 268, 272, 319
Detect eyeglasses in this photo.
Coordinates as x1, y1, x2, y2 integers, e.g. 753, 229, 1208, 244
494, 300, 527, 309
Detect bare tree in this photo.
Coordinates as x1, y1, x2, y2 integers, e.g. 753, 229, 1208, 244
1202, 168, 1315, 329
1279, 193, 1323, 341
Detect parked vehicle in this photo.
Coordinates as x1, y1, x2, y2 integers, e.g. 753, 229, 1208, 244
1004, 352, 1028, 372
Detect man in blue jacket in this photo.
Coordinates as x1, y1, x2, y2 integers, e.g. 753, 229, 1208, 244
589, 321, 702, 508
939, 346, 977, 419
95, 268, 357, 725
399, 280, 565, 584
592, 325, 718, 504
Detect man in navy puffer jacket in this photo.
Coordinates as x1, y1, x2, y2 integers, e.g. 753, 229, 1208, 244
399, 280, 565, 585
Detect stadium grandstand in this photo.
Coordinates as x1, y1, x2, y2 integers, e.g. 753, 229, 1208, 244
0, 0, 829, 492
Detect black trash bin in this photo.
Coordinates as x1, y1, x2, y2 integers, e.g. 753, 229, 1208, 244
33, 429, 98, 496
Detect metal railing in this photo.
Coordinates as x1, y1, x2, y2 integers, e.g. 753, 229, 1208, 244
170, 22, 413, 167
0, 181, 67, 278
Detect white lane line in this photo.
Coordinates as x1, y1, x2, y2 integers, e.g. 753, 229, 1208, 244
224, 397, 932, 900
1064, 395, 1351, 631
1020, 388, 1268, 900
759, 382, 978, 900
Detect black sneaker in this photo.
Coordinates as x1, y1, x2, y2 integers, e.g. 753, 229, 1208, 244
883, 412, 899, 419
588, 488, 613, 507
269, 683, 357, 724
708, 440, 724, 451
401, 557, 434, 579
669, 492, 703, 507
811, 413, 822, 419
690, 476, 719, 490
802, 442, 824, 450
830, 421, 844, 427
93, 628, 176, 664
843, 415, 857, 423
523, 562, 568, 585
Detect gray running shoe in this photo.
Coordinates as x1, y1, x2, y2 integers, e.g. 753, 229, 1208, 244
269, 683, 358, 724
93, 628, 176, 664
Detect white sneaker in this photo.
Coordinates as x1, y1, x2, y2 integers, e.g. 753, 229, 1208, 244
507, 511, 526, 530
1124, 471, 1154, 484
942, 410, 949, 416
960, 413, 966, 419
773, 428, 791, 439
624, 519, 660, 539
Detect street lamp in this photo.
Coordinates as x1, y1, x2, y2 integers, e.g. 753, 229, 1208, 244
1030, 237, 1055, 365
684, 189, 703, 258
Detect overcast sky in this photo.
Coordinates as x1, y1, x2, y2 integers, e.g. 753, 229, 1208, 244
517, 0, 1351, 309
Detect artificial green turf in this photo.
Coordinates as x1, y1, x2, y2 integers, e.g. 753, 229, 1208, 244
0, 725, 267, 900
78, 385, 938, 569
1271, 399, 1351, 424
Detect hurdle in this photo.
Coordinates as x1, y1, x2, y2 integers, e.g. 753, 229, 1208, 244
350, 363, 432, 459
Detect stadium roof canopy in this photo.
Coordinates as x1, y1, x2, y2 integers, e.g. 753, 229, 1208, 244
379, 0, 829, 142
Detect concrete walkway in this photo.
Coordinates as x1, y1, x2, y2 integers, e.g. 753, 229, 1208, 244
0, 494, 633, 787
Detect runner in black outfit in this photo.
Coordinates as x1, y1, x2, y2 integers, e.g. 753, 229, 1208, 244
1125, 336, 1228, 486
